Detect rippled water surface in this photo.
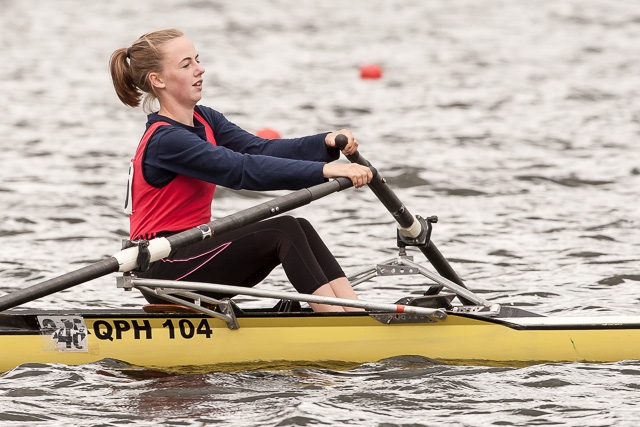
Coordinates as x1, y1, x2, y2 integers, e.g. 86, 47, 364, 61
1, 0, 640, 425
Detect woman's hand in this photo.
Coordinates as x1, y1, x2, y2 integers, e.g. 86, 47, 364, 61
323, 163, 373, 188
325, 129, 358, 156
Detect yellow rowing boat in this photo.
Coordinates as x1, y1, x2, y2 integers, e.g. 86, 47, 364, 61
2, 304, 639, 373
2, 138, 637, 373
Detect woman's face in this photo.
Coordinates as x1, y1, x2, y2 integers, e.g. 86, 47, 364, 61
154, 36, 205, 108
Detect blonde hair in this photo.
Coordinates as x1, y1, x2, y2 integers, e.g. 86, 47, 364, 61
109, 28, 184, 112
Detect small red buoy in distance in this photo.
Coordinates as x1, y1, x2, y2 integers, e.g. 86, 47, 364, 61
359, 63, 382, 79
256, 128, 281, 139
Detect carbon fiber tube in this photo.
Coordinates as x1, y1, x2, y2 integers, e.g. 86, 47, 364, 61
334, 134, 468, 294
0, 258, 121, 311
0, 177, 353, 311
167, 177, 352, 249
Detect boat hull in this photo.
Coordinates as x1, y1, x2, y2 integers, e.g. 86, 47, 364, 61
2, 309, 640, 372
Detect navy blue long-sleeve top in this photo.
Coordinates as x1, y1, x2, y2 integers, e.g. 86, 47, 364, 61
142, 105, 340, 191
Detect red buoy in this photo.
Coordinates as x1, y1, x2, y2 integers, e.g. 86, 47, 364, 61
256, 128, 281, 139
360, 63, 382, 79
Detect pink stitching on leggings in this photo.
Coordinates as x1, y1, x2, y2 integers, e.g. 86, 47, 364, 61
161, 242, 232, 281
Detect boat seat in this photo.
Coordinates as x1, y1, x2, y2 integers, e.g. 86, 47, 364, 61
142, 304, 201, 314
142, 300, 245, 315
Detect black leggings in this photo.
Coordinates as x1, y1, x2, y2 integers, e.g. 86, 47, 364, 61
137, 216, 345, 304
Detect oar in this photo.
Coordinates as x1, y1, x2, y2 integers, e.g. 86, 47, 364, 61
335, 134, 473, 304
0, 177, 353, 311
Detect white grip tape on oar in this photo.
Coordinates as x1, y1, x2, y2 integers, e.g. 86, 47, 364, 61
113, 237, 172, 272
397, 217, 422, 240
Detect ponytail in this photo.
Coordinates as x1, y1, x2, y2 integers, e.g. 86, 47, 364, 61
109, 48, 141, 108
108, 28, 185, 112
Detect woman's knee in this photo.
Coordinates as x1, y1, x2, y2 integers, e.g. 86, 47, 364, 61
294, 217, 319, 236
265, 216, 307, 238
295, 217, 312, 228
266, 216, 316, 235
251, 216, 307, 252
268, 215, 300, 229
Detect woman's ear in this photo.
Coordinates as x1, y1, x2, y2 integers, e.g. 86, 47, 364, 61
149, 72, 165, 89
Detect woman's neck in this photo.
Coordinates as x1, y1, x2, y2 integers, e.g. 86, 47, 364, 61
157, 104, 195, 127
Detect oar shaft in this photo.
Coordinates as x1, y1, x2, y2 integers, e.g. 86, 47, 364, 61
418, 243, 467, 293
341, 149, 415, 228
335, 135, 470, 297
0, 178, 353, 312
122, 176, 349, 268
0, 258, 121, 311
167, 177, 352, 250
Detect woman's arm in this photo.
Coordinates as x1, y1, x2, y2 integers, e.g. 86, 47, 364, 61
197, 106, 340, 162
145, 125, 327, 191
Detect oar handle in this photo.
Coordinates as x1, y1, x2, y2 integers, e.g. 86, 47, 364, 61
335, 134, 369, 167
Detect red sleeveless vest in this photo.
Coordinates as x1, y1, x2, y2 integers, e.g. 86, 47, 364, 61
127, 111, 217, 240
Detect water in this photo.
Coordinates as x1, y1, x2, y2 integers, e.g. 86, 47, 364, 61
1, 0, 640, 425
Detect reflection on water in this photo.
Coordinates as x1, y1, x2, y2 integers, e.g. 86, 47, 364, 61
1, 0, 640, 425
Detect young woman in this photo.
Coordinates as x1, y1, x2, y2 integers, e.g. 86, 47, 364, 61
109, 29, 372, 312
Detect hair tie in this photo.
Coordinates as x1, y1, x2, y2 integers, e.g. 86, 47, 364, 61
126, 47, 131, 59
